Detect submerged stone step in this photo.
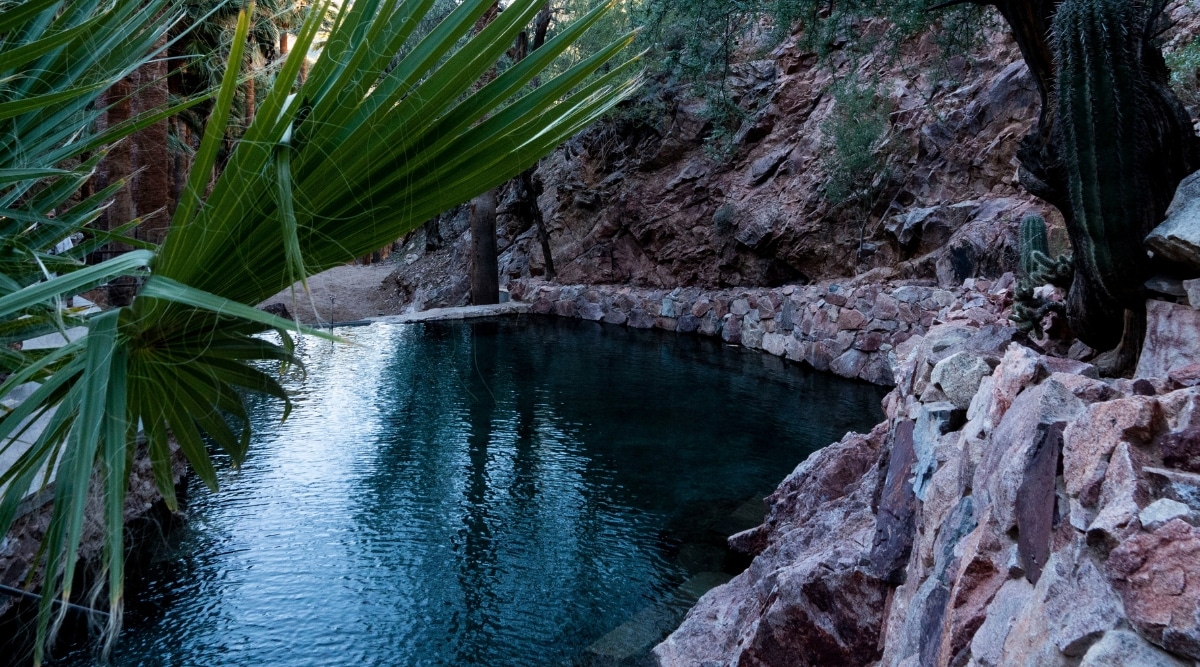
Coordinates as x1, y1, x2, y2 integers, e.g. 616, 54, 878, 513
586, 571, 734, 661
674, 571, 733, 604
710, 494, 769, 538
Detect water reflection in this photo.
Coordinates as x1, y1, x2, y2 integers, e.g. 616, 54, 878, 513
39, 317, 886, 667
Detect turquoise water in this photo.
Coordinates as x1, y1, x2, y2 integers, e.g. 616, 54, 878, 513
30, 317, 885, 666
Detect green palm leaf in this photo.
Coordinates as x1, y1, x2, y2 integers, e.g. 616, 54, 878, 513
0, 1, 639, 663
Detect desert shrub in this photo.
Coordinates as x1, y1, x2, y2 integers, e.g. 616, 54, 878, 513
820, 76, 892, 206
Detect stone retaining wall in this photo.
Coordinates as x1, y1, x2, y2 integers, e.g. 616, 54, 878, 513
509, 277, 1012, 386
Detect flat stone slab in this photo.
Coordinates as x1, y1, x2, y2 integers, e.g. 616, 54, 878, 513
370, 302, 530, 324
587, 572, 734, 660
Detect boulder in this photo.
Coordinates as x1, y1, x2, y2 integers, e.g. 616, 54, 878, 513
930, 351, 993, 409
1063, 396, 1161, 507
1080, 630, 1190, 667
999, 540, 1123, 665
1185, 278, 1200, 309
655, 429, 889, 666
1137, 300, 1200, 380
1146, 170, 1200, 271
1108, 519, 1200, 660
1139, 499, 1194, 531
868, 421, 919, 583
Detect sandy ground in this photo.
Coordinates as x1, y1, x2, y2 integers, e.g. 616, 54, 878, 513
259, 263, 406, 323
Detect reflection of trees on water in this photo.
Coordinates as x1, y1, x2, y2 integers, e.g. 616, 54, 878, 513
345, 318, 886, 663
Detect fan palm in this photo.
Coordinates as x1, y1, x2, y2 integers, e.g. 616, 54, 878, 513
0, 0, 639, 662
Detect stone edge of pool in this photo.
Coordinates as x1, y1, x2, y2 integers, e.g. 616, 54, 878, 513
506, 276, 1013, 387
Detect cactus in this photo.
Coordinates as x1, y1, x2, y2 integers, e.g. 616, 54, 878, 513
1051, 0, 1154, 350
1019, 215, 1049, 278
1013, 214, 1075, 338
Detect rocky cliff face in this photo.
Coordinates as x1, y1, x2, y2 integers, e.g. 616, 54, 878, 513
384, 14, 1066, 309
655, 292, 1200, 666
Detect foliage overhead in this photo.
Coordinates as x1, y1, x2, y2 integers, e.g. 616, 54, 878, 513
0, 0, 640, 662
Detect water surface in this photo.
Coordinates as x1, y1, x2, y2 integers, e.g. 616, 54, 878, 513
43, 317, 886, 666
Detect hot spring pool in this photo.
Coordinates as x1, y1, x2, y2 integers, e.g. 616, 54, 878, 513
30, 317, 886, 666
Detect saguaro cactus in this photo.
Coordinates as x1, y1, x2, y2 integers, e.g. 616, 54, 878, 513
949, 0, 1199, 370
1051, 0, 1156, 350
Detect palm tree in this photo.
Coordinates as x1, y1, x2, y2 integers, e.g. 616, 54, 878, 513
0, 0, 639, 663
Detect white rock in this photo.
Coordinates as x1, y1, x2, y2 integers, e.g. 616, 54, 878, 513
1139, 498, 1193, 531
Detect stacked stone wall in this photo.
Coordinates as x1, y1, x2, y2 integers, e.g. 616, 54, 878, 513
510, 277, 1011, 386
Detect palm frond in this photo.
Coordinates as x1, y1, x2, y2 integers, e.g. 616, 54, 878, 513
0, 1, 639, 663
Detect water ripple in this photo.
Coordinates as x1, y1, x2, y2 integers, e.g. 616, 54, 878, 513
50, 319, 885, 667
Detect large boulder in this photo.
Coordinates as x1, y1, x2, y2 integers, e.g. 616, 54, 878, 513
1146, 170, 1200, 272
1136, 300, 1200, 379
655, 428, 890, 667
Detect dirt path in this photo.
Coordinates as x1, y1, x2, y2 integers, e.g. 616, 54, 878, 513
259, 263, 404, 323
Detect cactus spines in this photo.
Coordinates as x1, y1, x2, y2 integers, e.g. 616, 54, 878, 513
1051, 0, 1155, 349
1019, 215, 1049, 278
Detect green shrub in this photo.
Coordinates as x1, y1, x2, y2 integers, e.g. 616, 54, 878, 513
1166, 35, 1200, 106
820, 77, 891, 206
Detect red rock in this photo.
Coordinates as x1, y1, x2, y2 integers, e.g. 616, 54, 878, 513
838, 308, 868, 330
1168, 363, 1200, 388
1064, 397, 1162, 507
656, 428, 890, 667
1108, 520, 1200, 660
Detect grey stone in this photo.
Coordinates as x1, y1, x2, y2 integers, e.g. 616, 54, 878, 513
869, 420, 919, 584
1137, 300, 1200, 379
761, 332, 786, 356
578, 302, 604, 321
735, 213, 775, 250
1145, 466, 1200, 511
748, 145, 792, 184
741, 317, 764, 349
930, 351, 993, 409
1080, 630, 1190, 667
970, 578, 1035, 667
1146, 170, 1200, 271
676, 314, 700, 333
730, 298, 752, 316
893, 285, 924, 303
978, 378, 1085, 532
830, 348, 869, 380
1186, 278, 1200, 309
1017, 422, 1065, 584
912, 402, 958, 501
886, 206, 939, 246
721, 316, 741, 344
1146, 275, 1188, 298
627, 309, 655, 329
1139, 498, 1193, 531
602, 309, 627, 325
1087, 443, 1144, 547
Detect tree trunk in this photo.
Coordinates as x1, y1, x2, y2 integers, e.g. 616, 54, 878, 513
531, 3, 552, 88
132, 35, 172, 244
465, 2, 504, 304
97, 76, 136, 303
245, 77, 256, 130
470, 191, 500, 305
519, 168, 555, 280
968, 0, 1200, 355
514, 3, 556, 280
